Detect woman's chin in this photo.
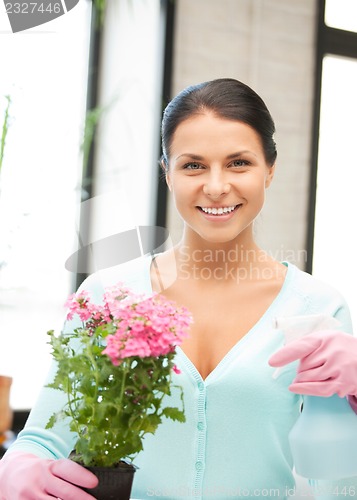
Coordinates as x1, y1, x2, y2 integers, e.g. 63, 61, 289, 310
197, 231, 243, 245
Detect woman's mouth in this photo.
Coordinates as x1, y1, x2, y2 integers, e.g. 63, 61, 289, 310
197, 204, 241, 221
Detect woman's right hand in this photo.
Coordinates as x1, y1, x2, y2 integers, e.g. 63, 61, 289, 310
0, 451, 98, 499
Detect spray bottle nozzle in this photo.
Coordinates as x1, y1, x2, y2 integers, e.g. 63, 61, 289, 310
272, 314, 341, 379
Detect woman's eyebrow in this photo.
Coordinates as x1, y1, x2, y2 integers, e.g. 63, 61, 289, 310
175, 150, 258, 161
226, 150, 258, 159
175, 153, 204, 161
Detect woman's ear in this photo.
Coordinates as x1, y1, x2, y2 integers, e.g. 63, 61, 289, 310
265, 163, 276, 188
166, 172, 172, 191
161, 159, 172, 191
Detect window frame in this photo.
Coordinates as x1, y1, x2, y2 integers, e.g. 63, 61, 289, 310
306, 0, 357, 272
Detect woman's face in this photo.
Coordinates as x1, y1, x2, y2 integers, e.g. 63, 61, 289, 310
165, 112, 275, 245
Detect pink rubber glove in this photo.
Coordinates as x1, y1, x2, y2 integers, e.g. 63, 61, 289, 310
268, 330, 357, 398
0, 451, 98, 500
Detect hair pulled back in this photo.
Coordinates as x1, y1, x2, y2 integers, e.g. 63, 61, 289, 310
161, 78, 277, 169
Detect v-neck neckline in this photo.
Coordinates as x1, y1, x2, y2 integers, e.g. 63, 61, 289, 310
143, 254, 294, 384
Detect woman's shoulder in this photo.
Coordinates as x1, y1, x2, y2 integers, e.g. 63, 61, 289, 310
286, 262, 349, 311
77, 254, 152, 299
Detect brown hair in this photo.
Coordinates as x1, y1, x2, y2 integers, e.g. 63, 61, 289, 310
161, 78, 277, 170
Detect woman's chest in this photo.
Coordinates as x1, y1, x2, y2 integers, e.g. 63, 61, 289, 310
175, 289, 279, 379
150, 259, 288, 379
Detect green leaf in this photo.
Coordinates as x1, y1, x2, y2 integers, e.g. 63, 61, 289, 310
161, 407, 186, 423
45, 410, 68, 429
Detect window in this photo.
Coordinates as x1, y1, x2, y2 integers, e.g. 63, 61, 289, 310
310, 1, 357, 328
312, 55, 357, 327
0, 0, 169, 412
325, 0, 357, 33
0, 2, 92, 409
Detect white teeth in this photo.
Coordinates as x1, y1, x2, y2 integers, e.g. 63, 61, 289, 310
200, 205, 237, 215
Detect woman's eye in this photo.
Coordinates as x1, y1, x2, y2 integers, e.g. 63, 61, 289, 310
183, 162, 203, 170
231, 159, 249, 168
231, 160, 248, 167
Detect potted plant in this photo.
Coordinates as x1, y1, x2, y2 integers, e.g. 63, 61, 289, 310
46, 281, 192, 500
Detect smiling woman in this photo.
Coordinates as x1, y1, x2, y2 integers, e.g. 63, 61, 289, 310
1, 78, 357, 500
164, 113, 275, 246
153, 80, 286, 383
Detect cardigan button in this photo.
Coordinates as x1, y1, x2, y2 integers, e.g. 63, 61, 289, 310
195, 461, 204, 471
197, 422, 204, 431
198, 382, 205, 391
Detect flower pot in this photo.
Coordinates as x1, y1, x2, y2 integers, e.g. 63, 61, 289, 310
81, 461, 137, 500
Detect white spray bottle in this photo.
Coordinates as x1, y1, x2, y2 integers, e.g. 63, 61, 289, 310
274, 314, 357, 480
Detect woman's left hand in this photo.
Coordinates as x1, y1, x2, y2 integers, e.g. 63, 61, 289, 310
268, 330, 357, 397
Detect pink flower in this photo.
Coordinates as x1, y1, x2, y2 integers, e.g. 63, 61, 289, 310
65, 282, 193, 365
64, 291, 100, 322
103, 283, 135, 319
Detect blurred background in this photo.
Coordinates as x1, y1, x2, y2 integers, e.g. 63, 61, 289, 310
0, 0, 356, 424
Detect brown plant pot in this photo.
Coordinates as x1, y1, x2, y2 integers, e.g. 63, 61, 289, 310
80, 461, 137, 500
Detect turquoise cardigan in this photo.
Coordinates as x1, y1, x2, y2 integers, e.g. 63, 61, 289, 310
7, 255, 357, 499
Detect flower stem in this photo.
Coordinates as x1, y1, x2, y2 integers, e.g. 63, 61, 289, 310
118, 361, 129, 410
67, 382, 80, 437
85, 335, 100, 421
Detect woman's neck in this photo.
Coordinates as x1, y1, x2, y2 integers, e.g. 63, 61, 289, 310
178, 226, 264, 262
171, 230, 277, 285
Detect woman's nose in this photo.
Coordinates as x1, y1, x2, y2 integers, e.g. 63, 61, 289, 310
202, 172, 230, 198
